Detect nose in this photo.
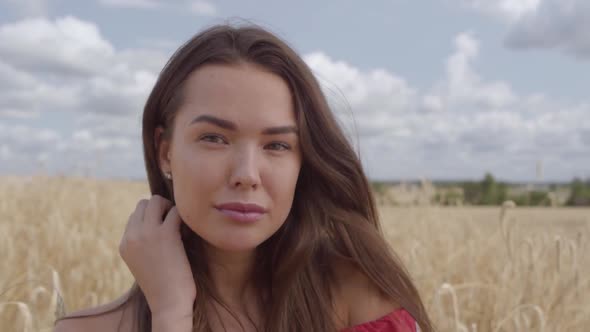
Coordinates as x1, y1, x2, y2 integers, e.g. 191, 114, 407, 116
229, 145, 261, 190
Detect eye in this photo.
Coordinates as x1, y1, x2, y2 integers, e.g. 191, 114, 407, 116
266, 142, 291, 151
200, 134, 226, 144
200, 135, 290, 151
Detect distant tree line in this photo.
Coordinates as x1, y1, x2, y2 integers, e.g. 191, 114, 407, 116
438, 173, 590, 206
566, 178, 590, 206
459, 173, 508, 205
370, 173, 590, 207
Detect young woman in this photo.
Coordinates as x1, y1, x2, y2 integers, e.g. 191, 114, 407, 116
53, 23, 434, 332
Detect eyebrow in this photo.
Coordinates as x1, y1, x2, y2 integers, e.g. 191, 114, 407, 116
189, 114, 299, 136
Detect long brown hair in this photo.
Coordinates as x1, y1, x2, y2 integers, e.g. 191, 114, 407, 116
55, 22, 435, 332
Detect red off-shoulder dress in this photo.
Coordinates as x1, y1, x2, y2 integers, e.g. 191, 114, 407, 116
339, 307, 419, 332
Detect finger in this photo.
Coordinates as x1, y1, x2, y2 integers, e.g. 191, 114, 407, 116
161, 206, 183, 232
135, 199, 149, 224
144, 195, 173, 229
123, 199, 148, 237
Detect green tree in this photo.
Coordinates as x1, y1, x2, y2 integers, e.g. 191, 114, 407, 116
461, 181, 481, 205
513, 191, 550, 206
461, 172, 507, 205
370, 181, 387, 196
566, 178, 590, 206
480, 173, 507, 205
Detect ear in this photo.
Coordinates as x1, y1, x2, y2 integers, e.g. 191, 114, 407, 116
155, 126, 172, 175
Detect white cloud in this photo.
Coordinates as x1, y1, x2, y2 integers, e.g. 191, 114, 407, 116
304, 32, 589, 181
1, 14, 587, 181
189, 0, 217, 16
0, 60, 81, 117
0, 60, 37, 89
98, 0, 161, 9
504, 0, 590, 59
0, 124, 61, 161
97, 0, 218, 16
304, 51, 416, 143
0, 17, 161, 118
458, 0, 590, 59
0, 115, 142, 177
443, 33, 517, 110
3, 0, 50, 17
305, 52, 418, 139
421, 95, 443, 113
460, 0, 541, 21
61, 127, 134, 152
0, 16, 115, 76
0, 16, 162, 178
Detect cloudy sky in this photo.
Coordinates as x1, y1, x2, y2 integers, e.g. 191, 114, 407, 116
0, 0, 588, 182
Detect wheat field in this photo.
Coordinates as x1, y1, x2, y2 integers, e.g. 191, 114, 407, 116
1, 175, 588, 331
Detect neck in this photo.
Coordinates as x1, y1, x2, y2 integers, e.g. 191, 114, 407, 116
204, 244, 257, 306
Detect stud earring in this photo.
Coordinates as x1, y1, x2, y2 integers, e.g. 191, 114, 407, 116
165, 172, 172, 180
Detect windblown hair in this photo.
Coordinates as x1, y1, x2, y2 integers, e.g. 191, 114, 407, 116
55, 22, 435, 332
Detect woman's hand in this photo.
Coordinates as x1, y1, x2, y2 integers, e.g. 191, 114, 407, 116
119, 195, 196, 319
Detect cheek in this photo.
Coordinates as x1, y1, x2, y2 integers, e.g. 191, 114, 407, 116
173, 186, 217, 240
171, 158, 221, 225
270, 167, 300, 218
173, 145, 225, 185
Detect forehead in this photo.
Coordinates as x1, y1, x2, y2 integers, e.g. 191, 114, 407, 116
177, 63, 296, 126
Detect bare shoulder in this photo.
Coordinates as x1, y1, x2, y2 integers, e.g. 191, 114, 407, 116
54, 289, 137, 332
332, 260, 401, 327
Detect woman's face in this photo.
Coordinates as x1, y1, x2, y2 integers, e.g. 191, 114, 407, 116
157, 63, 302, 252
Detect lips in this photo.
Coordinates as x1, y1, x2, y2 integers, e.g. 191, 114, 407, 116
214, 202, 267, 213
